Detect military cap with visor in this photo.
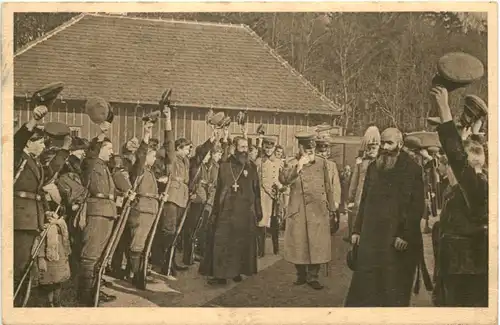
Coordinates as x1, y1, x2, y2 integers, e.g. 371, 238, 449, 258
43, 122, 71, 148
295, 131, 317, 149
70, 137, 90, 151
85, 97, 114, 124
461, 94, 488, 127
262, 136, 277, 147
432, 52, 484, 92
31, 82, 64, 106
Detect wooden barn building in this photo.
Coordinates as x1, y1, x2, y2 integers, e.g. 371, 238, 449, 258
14, 13, 344, 159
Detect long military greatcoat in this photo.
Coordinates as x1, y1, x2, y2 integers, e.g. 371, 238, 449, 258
279, 156, 334, 265
344, 151, 425, 307
199, 155, 262, 279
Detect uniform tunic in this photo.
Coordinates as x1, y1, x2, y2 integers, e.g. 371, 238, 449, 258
255, 155, 282, 228
13, 124, 69, 284
128, 141, 159, 254
279, 156, 334, 265
79, 156, 117, 282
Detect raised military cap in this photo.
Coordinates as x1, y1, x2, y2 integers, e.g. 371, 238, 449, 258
256, 124, 266, 135
220, 116, 232, 128
43, 122, 70, 148
433, 52, 484, 92
405, 131, 441, 149
461, 94, 488, 127
159, 88, 172, 107
85, 97, 114, 124
142, 110, 161, 124
207, 112, 224, 127
427, 117, 442, 127
31, 82, 64, 105
427, 146, 441, 155
403, 135, 422, 151
295, 131, 316, 149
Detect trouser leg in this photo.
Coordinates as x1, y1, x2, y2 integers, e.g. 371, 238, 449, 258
128, 210, 155, 275
294, 264, 307, 282
270, 215, 279, 254
183, 203, 203, 265
257, 227, 266, 257
306, 264, 321, 283
78, 216, 114, 306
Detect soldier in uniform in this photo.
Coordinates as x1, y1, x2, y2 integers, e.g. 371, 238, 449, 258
77, 97, 122, 306
345, 126, 380, 241
57, 136, 89, 277
279, 132, 335, 290
156, 105, 192, 276
315, 136, 341, 232
255, 136, 284, 257
183, 138, 222, 265
13, 83, 68, 307
126, 117, 160, 286
108, 154, 133, 279
430, 86, 488, 307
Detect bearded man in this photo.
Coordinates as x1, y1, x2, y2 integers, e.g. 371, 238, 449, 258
344, 127, 425, 307
199, 136, 262, 285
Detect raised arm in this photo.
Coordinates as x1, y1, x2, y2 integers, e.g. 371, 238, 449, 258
130, 123, 152, 184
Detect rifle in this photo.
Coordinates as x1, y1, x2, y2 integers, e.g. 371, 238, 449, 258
135, 175, 172, 290
14, 205, 62, 306
14, 159, 28, 185
166, 151, 211, 278
92, 175, 143, 307
187, 202, 210, 266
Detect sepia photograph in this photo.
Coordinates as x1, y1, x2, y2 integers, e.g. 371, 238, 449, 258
2, 3, 497, 324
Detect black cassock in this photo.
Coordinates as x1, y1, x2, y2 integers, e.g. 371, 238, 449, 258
199, 156, 263, 279
345, 151, 425, 307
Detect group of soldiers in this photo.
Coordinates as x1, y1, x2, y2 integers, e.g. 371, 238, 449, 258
12, 51, 489, 308
13, 83, 344, 307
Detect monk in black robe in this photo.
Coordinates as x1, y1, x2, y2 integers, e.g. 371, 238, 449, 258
344, 127, 426, 307
199, 136, 263, 285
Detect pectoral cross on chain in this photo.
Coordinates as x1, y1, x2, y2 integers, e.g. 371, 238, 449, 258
232, 182, 240, 192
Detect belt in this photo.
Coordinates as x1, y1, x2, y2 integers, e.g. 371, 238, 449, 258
14, 191, 42, 201
91, 193, 115, 201
137, 193, 159, 200
173, 177, 188, 185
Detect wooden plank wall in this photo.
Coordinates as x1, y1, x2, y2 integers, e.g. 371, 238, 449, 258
15, 98, 338, 158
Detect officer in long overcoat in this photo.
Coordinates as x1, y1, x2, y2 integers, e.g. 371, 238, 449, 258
279, 132, 335, 290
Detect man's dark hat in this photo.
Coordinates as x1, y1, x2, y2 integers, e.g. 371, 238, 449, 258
159, 88, 172, 107
295, 131, 316, 149
262, 136, 276, 146
142, 110, 162, 124
405, 131, 441, 149
70, 136, 89, 151
346, 244, 359, 271
461, 94, 488, 127
85, 97, 114, 124
236, 111, 247, 126
256, 124, 266, 135
43, 122, 70, 148
31, 82, 64, 106
432, 52, 484, 92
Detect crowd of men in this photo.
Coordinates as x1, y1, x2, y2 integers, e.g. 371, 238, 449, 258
13, 52, 489, 308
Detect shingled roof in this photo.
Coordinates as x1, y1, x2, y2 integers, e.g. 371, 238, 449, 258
14, 13, 341, 115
